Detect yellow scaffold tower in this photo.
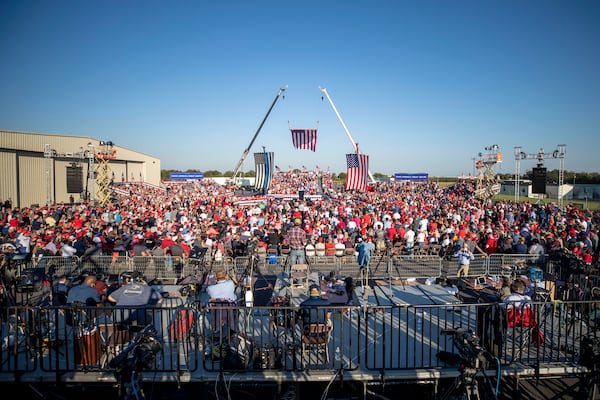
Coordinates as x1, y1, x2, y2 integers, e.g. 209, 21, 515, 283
94, 141, 116, 207
475, 144, 502, 199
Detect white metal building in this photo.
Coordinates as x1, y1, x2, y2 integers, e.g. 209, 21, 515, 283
0, 130, 160, 208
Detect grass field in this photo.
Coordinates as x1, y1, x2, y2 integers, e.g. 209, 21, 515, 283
491, 193, 600, 211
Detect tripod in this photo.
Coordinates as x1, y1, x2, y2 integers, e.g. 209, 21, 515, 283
574, 336, 600, 400
438, 328, 499, 400
110, 325, 161, 400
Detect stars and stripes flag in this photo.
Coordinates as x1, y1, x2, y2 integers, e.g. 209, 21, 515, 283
345, 153, 369, 191
290, 128, 317, 152
254, 151, 274, 193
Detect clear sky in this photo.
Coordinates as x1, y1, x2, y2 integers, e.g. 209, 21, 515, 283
1, 0, 598, 177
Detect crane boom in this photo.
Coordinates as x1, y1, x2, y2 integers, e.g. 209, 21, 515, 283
231, 85, 287, 183
319, 87, 376, 184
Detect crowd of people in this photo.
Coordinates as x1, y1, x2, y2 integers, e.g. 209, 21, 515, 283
1, 171, 600, 369
1, 171, 599, 290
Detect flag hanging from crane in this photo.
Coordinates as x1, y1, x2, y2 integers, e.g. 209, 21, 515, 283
345, 153, 369, 191
254, 150, 274, 193
290, 128, 317, 152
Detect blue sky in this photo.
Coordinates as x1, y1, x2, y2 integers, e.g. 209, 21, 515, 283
1, 0, 598, 177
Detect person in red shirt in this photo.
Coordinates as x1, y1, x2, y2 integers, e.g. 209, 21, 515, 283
484, 232, 498, 254
324, 236, 336, 256
387, 225, 398, 243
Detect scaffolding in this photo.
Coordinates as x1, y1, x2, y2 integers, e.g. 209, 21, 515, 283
94, 141, 116, 207
474, 144, 502, 199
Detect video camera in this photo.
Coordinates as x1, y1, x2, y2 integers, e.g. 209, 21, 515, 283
580, 336, 600, 370
109, 325, 162, 373
440, 328, 489, 370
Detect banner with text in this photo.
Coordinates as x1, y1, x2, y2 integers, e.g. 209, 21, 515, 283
169, 172, 204, 180
394, 173, 428, 181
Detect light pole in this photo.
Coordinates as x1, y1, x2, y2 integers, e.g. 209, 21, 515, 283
573, 173, 576, 200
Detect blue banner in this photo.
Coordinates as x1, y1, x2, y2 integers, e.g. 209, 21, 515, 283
169, 172, 204, 180
394, 173, 428, 181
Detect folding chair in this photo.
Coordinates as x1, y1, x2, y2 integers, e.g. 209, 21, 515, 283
504, 303, 542, 361
341, 248, 355, 264
301, 323, 331, 364
290, 264, 309, 295
209, 300, 239, 339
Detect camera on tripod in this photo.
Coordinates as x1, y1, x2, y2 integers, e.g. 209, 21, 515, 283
441, 328, 488, 370
580, 336, 600, 370
109, 325, 162, 372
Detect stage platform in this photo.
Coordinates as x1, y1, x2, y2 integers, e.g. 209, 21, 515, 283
0, 258, 596, 400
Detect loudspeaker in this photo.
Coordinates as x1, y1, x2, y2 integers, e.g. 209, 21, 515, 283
532, 167, 546, 194
66, 165, 83, 193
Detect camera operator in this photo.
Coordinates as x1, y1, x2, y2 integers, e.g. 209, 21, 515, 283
108, 273, 162, 330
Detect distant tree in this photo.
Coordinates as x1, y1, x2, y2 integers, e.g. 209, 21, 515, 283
522, 169, 600, 184
203, 170, 221, 177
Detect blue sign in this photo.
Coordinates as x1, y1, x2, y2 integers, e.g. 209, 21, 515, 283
394, 173, 428, 181
169, 172, 204, 180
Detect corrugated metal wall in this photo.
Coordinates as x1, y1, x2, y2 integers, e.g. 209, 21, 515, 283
18, 155, 46, 208
0, 151, 17, 205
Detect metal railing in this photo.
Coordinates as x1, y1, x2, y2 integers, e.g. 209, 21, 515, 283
3, 252, 550, 287
1, 299, 596, 379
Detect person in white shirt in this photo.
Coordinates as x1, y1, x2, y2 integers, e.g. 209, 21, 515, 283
60, 239, 77, 257
206, 270, 239, 334
404, 227, 415, 254
334, 239, 345, 257
315, 237, 326, 257
456, 245, 473, 278
206, 270, 237, 302
503, 279, 531, 307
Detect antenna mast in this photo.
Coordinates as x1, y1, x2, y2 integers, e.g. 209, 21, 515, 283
319, 87, 376, 184
231, 85, 287, 184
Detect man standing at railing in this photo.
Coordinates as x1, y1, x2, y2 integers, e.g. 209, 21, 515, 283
457, 244, 473, 278
286, 218, 307, 266
357, 237, 373, 268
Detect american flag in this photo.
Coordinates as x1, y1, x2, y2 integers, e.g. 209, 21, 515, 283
345, 153, 369, 191
290, 128, 317, 152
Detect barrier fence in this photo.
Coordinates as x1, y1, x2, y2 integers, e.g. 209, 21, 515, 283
0, 299, 596, 380
2, 252, 550, 288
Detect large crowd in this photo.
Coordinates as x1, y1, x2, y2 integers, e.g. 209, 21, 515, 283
1, 171, 599, 272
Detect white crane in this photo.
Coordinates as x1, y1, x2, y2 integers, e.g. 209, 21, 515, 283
319, 86, 376, 184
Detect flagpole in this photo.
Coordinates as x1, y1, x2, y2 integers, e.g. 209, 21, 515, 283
319, 87, 375, 184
